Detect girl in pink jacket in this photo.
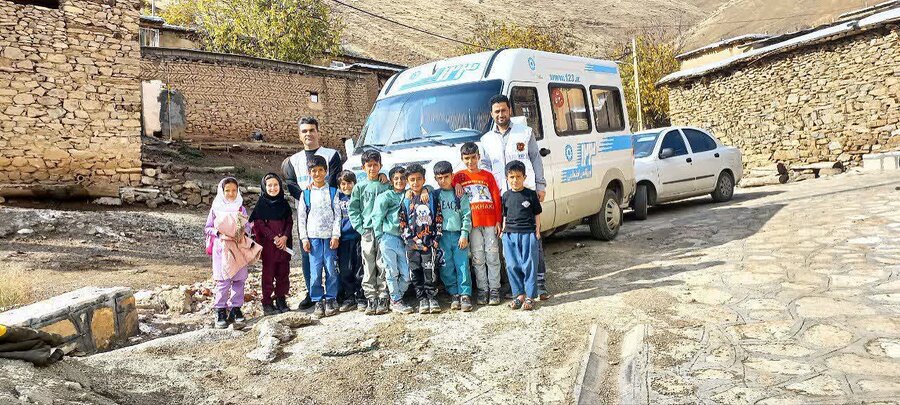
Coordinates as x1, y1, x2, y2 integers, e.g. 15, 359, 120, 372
204, 177, 252, 329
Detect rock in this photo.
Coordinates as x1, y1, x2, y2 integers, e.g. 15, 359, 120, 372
143, 168, 157, 177
267, 312, 314, 329
255, 318, 295, 343
246, 317, 298, 363
17, 228, 34, 235
93, 197, 122, 206
157, 287, 194, 314
247, 336, 282, 363
183, 180, 201, 190
322, 337, 380, 357
0, 196, 5, 204
63, 381, 82, 390
134, 290, 166, 311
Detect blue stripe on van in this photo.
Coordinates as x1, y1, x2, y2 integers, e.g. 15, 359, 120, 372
599, 135, 632, 152
585, 64, 618, 74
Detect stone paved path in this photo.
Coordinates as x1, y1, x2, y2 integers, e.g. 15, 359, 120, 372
548, 170, 900, 404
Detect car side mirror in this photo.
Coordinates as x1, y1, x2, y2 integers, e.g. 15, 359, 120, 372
344, 137, 355, 157
539, 148, 551, 157
659, 148, 675, 159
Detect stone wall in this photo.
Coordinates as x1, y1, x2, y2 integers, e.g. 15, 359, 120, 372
0, 0, 143, 197
140, 48, 381, 149
667, 25, 900, 169
0, 287, 138, 354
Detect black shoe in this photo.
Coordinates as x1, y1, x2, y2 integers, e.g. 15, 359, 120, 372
450, 295, 461, 311
297, 295, 315, 310
489, 289, 501, 306
429, 298, 442, 314
263, 303, 279, 316
313, 301, 326, 318
477, 290, 489, 305
339, 300, 356, 312
375, 298, 389, 315
365, 299, 377, 315
418, 298, 430, 314
214, 308, 228, 329
357, 299, 368, 312
324, 299, 338, 317
275, 296, 290, 313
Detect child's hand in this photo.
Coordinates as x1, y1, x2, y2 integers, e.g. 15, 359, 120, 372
420, 189, 430, 204
454, 183, 465, 198
330, 238, 340, 250
459, 237, 469, 249
496, 226, 502, 237
405, 189, 415, 200
378, 173, 389, 184
274, 236, 286, 250
535, 230, 541, 240
302, 239, 311, 253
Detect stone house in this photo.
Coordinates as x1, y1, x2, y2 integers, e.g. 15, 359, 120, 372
138, 14, 199, 50
659, 3, 900, 169
0, 0, 143, 198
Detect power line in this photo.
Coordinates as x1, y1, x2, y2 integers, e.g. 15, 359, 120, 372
326, 0, 488, 50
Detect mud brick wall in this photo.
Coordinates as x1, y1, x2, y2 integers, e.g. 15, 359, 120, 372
140, 48, 381, 149
0, 287, 138, 354
667, 25, 900, 169
0, 0, 143, 197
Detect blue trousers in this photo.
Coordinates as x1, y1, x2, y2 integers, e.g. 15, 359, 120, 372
308, 238, 339, 302
438, 231, 472, 296
501, 232, 539, 299
380, 233, 409, 302
301, 251, 311, 293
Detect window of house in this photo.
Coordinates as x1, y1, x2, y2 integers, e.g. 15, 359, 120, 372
309, 91, 319, 103
661, 131, 689, 156
139, 28, 160, 47
682, 128, 718, 153
510, 86, 543, 140
590, 87, 626, 132
549, 85, 591, 136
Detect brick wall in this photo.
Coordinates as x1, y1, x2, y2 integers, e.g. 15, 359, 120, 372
666, 25, 900, 169
0, 0, 143, 197
140, 48, 381, 149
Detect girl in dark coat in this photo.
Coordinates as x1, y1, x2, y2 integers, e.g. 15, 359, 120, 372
250, 173, 294, 315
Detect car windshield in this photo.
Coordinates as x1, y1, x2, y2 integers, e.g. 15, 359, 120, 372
356, 80, 502, 151
632, 131, 660, 158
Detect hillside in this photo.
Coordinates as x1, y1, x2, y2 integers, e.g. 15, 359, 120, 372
329, 0, 875, 66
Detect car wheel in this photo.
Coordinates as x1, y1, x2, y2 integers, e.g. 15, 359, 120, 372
711, 171, 735, 202
632, 184, 648, 220
589, 189, 622, 241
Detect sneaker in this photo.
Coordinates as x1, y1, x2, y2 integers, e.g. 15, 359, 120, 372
263, 303, 279, 316
460, 295, 473, 312
313, 301, 326, 318
450, 295, 461, 311
489, 289, 501, 306
324, 299, 338, 317
275, 296, 290, 313
429, 298, 441, 314
418, 298, 430, 314
365, 299, 377, 315
392, 299, 415, 314
339, 300, 356, 312
214, 308, 228, 329
357, 299, 368, 312
522, 298, 536, 311
375, 298, 390, 315
297, 295, 314, 311
476, 290, 489, 305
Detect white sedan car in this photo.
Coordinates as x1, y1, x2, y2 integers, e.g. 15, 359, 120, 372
630, 126, 743, 220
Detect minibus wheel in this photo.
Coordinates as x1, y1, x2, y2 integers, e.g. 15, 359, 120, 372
589, 189, 621, 241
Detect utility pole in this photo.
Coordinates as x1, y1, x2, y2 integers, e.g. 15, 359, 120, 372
632, 37, 643, 131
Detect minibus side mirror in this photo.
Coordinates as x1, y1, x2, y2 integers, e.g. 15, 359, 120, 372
659, 148, 675, 159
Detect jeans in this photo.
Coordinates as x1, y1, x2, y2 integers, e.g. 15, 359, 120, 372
501, 232, 539, 299
380, 233, 410, 302
469, 226, 501, 293
308, 238, 339, 301
337, 237, 364, 302
300, 250, 311, 295
438, 231, 472, 296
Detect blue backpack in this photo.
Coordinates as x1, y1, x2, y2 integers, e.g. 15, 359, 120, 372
302, 187, 338, 215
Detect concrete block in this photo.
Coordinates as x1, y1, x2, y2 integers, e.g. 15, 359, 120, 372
39, 319, 79, 339
862, 153, 883, 171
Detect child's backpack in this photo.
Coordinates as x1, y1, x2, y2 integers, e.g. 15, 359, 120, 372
301, 187, 338, 216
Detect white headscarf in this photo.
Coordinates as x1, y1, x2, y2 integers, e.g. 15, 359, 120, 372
212, 177, 244, 213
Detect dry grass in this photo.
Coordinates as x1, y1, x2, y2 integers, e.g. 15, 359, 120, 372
0, 270, 33, 310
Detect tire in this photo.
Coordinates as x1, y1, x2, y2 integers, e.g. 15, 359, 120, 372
711, 171, 735, 202
632, 184, 648, 220
589, 189, 622, 241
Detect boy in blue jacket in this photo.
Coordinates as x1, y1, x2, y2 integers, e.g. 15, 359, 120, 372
336, 170, 365, 312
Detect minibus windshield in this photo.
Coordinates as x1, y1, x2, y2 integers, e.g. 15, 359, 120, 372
356, 80, 503, 151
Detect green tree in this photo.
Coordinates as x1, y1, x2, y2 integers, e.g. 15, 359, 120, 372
161, 0, 341, 64
618, 36, 680, 131
458, 19, 576, 55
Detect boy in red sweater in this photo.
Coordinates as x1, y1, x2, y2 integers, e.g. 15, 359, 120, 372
453, 142, 503, 305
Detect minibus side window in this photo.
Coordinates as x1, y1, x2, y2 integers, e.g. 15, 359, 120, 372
590, 87, 626, 133
511, 87, 544, 140
548, 84, 591, 136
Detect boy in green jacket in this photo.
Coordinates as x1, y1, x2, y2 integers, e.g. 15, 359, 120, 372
372, 166, 415, 314
433, 161, 474, 312
348, 150, 391, 315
